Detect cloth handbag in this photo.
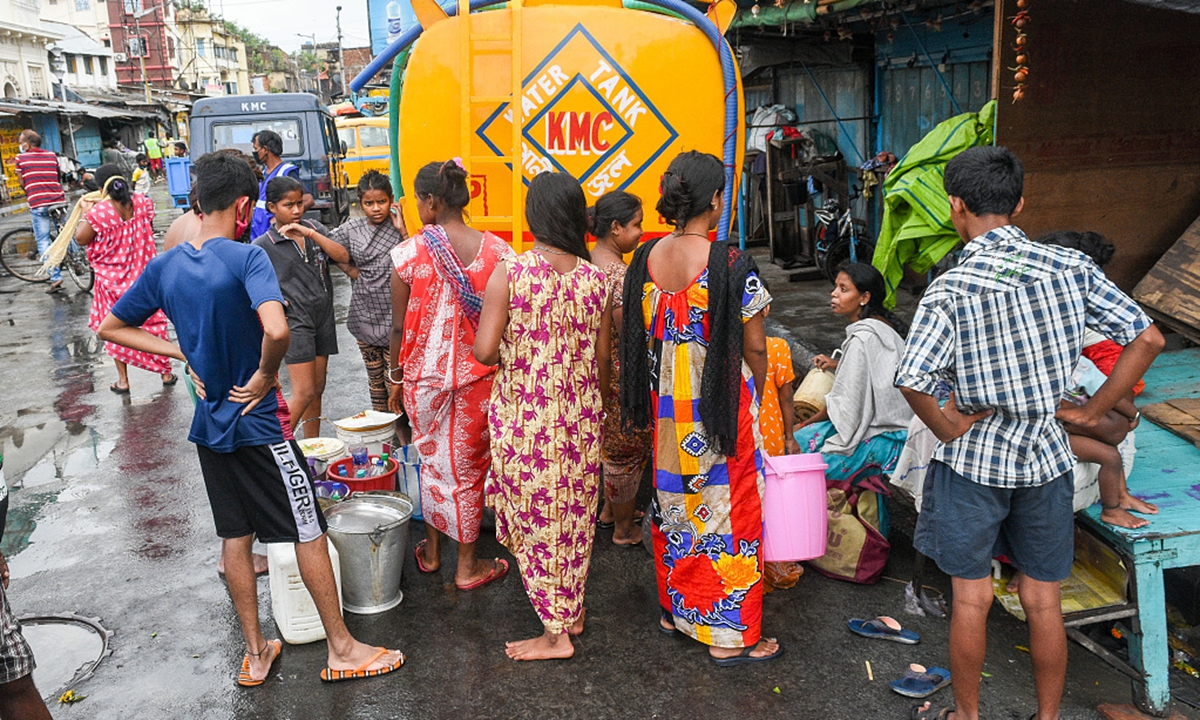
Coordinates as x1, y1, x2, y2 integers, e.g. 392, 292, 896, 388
807, 476, 890, 585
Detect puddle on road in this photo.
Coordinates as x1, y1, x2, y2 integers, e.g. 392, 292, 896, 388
21, 617, 109, 700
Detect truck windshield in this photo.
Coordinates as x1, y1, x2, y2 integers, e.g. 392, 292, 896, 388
211, 119, 303, 156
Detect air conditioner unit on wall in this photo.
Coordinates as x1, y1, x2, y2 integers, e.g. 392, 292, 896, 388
114, 52, 129, 63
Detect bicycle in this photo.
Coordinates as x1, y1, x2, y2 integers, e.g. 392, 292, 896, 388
0, 204, 94, 292
813, 194, 875, 283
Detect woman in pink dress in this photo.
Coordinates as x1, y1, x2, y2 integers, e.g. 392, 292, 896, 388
75, 164, 175, 393
389, 159, 514, 590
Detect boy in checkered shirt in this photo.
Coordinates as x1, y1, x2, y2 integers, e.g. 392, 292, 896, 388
894, 146, 1164, 720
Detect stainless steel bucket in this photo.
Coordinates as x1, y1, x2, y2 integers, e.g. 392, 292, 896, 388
324, 495, 413, 614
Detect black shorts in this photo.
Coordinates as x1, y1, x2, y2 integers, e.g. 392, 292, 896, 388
196, 440, 327, 544
284, 313, 338, 365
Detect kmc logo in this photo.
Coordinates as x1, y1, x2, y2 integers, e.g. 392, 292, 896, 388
476, 24, 678, 198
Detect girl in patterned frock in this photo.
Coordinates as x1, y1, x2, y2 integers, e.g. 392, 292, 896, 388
588, 191, 652, 546
620, 151, 783, 665
390, 160, 514, 590
74, 164, 176, 393
475, 172, 613, 661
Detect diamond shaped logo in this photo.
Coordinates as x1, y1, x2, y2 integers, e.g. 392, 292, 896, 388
476, 24, 678, 197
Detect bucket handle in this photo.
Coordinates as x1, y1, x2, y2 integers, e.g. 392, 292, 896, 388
369, 525, 386, 548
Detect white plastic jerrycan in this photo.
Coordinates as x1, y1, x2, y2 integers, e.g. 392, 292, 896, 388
267, 539, 343, 644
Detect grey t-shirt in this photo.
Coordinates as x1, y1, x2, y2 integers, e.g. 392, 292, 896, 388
252, 219, 334, 329
331, 217, 405, 347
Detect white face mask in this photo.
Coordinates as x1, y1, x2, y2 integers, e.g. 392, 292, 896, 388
18, 143, 28, 153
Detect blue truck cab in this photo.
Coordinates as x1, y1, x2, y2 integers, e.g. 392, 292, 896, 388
190, 93, 350, 227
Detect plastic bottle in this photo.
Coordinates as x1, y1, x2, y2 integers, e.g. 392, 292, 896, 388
371, 457, 385, 477
386, 0, 404, 44
356, 468, 367, 479
350, 444, 369, 471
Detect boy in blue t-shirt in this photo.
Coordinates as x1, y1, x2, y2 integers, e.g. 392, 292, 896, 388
98, 152, 404, 686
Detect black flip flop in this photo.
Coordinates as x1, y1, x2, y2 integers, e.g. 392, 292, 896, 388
910, 703, 955, 720
110, 383, 130, 394
711, 640, 784, 666
597, 510, 645, 530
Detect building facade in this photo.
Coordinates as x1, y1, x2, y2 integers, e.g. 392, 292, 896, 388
0, 0, 59, 100
175, 7, 248, 96
105, 0, 177, 91
39, 0, 112, 46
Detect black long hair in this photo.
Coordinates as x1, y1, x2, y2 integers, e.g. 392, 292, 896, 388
1036, 230, 1115, 268
266, 175, 303, 204
94, 163, 132, 207
838, 261, 909, 337
413, 160, 470, 210
588, 191, 641, 238
357, 169, 394, 199
527, 172, 590, 262
656, 151, 724, 230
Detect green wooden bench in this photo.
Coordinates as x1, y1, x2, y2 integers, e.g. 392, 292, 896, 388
1078, 347, 1200, 716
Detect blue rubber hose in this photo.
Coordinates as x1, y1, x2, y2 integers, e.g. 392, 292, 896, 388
350, 0, 739, 240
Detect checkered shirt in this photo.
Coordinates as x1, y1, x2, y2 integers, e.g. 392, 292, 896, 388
894, 225, 1153, 488
331, 218, 406, 347
0, 587, 35, 685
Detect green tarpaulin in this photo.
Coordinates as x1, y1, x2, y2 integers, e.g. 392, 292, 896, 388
872, 100, 996, 309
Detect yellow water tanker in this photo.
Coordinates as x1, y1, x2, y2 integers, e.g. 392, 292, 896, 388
393, 0, 743, 247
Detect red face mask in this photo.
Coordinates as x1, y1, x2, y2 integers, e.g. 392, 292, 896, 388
233, 198, 251, 240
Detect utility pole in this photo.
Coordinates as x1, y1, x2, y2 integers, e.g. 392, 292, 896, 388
132, 4, 157, 104
336, 6, 345, 96
297, 33, 320, 100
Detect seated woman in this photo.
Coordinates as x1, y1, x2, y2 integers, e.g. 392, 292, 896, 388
794, 262, 914, 536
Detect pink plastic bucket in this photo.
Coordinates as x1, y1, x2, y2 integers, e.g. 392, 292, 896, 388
761, 453, 828, 562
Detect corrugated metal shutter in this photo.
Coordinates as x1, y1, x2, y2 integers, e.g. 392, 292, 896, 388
878, 61, 990, 159
775, 64, 870, 165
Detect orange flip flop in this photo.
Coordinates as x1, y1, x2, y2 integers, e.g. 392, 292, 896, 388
320, 647, 406, 683
237, 639, 282, 687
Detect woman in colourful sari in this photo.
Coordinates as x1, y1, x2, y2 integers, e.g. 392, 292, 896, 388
389, 159, 513, 590
475, 171, 611, 661
74, 164, 176, 393
621, 151, 782, 665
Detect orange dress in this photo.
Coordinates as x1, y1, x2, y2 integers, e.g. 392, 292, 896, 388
758, 337, 796, 456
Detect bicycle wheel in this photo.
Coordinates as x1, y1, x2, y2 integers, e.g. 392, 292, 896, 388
0, 228, 49, 283
819, 236, 876, 283
64, 246, 94, 292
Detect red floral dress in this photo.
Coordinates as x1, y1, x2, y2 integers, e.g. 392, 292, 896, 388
391, 231, 513, 543
85, 194, 171, 374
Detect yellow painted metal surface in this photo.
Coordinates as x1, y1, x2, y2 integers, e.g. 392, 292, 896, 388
398, 3, 742, 243
337, 116, 392, 189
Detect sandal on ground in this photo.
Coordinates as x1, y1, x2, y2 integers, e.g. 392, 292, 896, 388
848, 616, 921, 644
597, 510, 645, 530
110, 383, 130, 394
45, 280, 63, 294
711, 639, 784, 667
456, 558, 508, 591
890, 663, 951, 698
910, 702, 955, 720
236, 639, 282, 687
658, 613, 680, 636
413, 539, 437, 573
320, 647, 405, 683
161, 373, 178, 386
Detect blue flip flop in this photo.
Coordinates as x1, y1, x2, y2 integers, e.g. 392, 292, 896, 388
847, 616, 921, 644
890, 664, 952, 698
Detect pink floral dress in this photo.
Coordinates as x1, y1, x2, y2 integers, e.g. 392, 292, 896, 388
488, 251, 609, 634
85, 194, 172, 374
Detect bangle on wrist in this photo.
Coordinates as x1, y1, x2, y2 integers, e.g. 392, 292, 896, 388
388, 366, 403, 383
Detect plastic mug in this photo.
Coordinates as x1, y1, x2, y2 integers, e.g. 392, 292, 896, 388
349, 445, 369, 467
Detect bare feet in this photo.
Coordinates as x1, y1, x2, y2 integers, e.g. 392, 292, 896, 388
505, 631, 574, 661
597, 503, 614, 525
568, 609, 586, 636
1121, 493, 1159, 515
245, 639, 281, 683
219, 552, 268, 575
327, 641, 405, 673
709, 637, 780, 660
1101, 505, 1150, 529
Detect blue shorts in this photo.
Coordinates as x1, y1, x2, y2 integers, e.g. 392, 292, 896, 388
914, 461, 1074, 582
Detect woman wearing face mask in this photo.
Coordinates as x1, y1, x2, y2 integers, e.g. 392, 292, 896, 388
588, 191, 652, 547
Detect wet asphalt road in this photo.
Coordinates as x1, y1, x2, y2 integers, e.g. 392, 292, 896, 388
0, 193, 1173, 719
